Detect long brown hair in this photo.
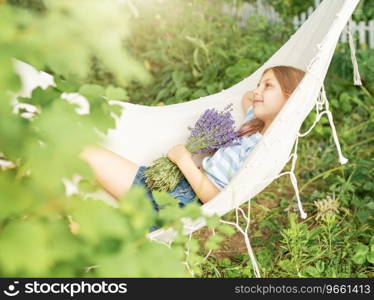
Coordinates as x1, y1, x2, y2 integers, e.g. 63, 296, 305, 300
237, 65, 305, 137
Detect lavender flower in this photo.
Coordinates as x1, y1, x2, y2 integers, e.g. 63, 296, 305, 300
185, 103, 240, 154
144, 103, 240, 192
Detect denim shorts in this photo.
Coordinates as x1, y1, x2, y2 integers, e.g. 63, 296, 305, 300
131, 165, 200, 232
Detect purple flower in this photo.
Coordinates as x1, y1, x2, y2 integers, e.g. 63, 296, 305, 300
185, 103, 240, 154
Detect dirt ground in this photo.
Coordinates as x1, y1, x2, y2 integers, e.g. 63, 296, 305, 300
192, 196, 281, 260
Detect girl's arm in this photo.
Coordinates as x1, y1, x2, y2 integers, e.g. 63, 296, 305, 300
167, 145, 220, 203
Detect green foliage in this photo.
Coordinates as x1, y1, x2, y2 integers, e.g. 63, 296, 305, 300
1, 0, 373, 278
0, 0, 208, 278
352, 0, 374, 22
262, 0, 373, 23
352, 241, 374, 265
115, 0, 288, 105
7, 0, 46, 13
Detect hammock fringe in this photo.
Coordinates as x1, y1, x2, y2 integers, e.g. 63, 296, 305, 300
347, 17, 363, 86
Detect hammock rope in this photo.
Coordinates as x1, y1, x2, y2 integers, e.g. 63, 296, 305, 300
220, 203, 262, 278
321, 85, 349, 165
347, 17, 363, 86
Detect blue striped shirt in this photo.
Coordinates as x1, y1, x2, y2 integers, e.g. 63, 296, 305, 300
201, 106, 262, 190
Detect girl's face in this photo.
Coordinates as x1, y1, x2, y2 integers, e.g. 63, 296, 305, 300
250, 70, 288, 123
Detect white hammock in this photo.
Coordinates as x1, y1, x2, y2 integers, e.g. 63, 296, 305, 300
103, 0, 360, 241
11, 0, 361, 278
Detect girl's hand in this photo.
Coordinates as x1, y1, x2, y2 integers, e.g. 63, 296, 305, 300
242, 90, 254, 113
167, 144, 191, 165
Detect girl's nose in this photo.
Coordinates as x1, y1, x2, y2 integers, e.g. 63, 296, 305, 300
253, 89, 261, 99
253, 85, 262, 95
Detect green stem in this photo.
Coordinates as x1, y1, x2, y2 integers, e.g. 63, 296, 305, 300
345, 119, 373, 134
299, 164, 355, 193
327, 222, 332, 254
336, 166, 356, 203
359, 84, 372, 98
347, 136, 374, 149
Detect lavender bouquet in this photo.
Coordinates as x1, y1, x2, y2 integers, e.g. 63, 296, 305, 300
144, 103, 240, 192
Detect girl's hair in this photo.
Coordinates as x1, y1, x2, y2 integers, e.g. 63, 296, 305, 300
237, 65, 305, 137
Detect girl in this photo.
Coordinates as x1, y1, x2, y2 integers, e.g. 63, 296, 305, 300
79, 65, 305, 215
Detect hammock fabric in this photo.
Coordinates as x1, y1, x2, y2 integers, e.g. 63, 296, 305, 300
103, 0, 361, 241
12, 0, 362, 278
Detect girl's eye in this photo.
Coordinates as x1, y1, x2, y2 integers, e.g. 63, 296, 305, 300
257, 82, 272, 88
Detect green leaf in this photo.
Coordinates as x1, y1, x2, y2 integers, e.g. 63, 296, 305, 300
220, 257, 231, 267
191, 88, 208, 98
278, 259, 292, 271
185, 35, 209, 57
206, 83, 218, 94
46, 221, 84, 263
193, 48, 201, 71
20, 86, 60, 108
204, 233, 224, 250
72, 198, 129, 244
305, 266, 320, 277
367, 251, 374, 264
54, 75, 81, 93
78, 84, 105, 108
77, 178, 100, 194
202, 63, 219, 84
119, 187, 158, 232
175, 86, 190, 100
206, 214, 221, 229
96, 241, 186, 277
158, 206, 184, 224
105, 85, 128, 101
339, 92, 352, 112
109, 103, 124, 118
354, 243, 369, 255
156, 88, 170, 101
172, 70, 184, 88
151, 190, 179, 207
0, 174, 39, 220
352, 243, 369, 264
185, 238, 200, 252
366, 201, 374, 210
0, 220, 52, 275
217, 224, 236, 236
180, 202, 203, 220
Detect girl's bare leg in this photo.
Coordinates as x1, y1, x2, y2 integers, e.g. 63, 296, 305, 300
79, 145, 139, 200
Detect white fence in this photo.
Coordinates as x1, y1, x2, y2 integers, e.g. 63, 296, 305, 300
224, 0, 374, 49
293, 0, 374, 49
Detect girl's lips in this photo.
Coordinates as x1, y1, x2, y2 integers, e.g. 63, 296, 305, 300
253, 100, 263, 104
